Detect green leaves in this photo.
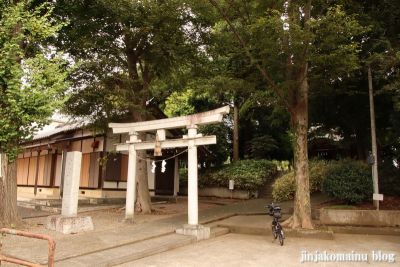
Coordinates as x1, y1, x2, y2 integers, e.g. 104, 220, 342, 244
55, 0, 210, 123
273, 159, 372, 204
272, 160, 329, 202
0, 1, 70, 159
310, 5, 367, 81
199, 160, 278, 191
322, 160, 372, 204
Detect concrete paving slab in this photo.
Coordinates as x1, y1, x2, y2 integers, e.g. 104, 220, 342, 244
120, 233, 400, 267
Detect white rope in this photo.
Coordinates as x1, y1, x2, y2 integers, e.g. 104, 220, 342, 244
136, 148, 189, 162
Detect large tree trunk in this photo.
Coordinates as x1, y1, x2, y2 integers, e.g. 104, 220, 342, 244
0, 153, 19, 227
291, 108, 313, 229
131, 118, 152, 214
232, 102, 240, 162
135, 143, 152, 214
284, 65, 313, 229
125, 43, 152, 214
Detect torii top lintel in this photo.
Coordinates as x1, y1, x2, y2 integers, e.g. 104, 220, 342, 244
109, 105, 230, 134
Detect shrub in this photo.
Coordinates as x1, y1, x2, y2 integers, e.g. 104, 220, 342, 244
199, 160, 278, 191
272, 160, 329, 202
271, 171, 296, 202
379, 163, 400, 196
179, 168, 188, 188
323, 160, 372, 204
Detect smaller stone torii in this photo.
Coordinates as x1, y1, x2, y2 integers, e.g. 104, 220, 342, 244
109, 106, 230, 239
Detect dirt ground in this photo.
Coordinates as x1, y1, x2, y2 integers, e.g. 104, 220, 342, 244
357, 196, 400, 210
11, 197, 241, 237
315, 196, 400, 210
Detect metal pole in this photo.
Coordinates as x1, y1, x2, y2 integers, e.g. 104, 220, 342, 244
0, 228, 56, 267
368, 65, 380, 210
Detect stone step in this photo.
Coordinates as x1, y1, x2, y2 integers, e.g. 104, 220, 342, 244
258, 183, 273, 198
56, 233, 196, 267
217, 223, 334, 240
210, 227, 230, 238
328, 226, 400, 236
17, 198, 91, 209
55, 227, 230, 267
17, 200, 123, 214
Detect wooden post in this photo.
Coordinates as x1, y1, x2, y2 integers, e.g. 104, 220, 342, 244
173, 157, 179, 197
34, 150, 41, 196
233, 102, 239, 162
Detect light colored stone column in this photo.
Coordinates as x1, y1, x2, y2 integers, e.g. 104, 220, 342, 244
187, 126, 198, 225
61, 151, 82, 217
125, 132, 138, 221
176, 125, 210, 240
47, 151, 94, 234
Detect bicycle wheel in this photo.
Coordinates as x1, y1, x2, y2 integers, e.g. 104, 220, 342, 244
272, 225, 277, 239
278, 230, 285, 246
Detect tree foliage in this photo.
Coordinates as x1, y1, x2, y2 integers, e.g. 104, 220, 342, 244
0, 1, 69, 157
206, 0, 366, 229
54, 0, 210, 126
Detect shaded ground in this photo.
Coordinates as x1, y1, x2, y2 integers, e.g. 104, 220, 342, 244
15, 197, 241, 234
357, 196, 400, 210
17, 207, 53, 219
121, 233, 400, 267
1, 197, 245, 265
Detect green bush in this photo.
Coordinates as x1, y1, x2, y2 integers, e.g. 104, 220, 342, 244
179, 168, 188, 188
271, 171, 296, 202
199, 160, 278, 191
272, 160, 328, 202
323, 160, 372, 204
379, 163, 400, 196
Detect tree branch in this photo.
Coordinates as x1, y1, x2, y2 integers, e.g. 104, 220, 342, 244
208, 0, 291, 110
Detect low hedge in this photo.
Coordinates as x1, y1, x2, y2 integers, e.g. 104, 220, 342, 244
272, 159, 372, 203
198, 160, 278, 191
272, 160, 328, 202
323, 160, 372, 204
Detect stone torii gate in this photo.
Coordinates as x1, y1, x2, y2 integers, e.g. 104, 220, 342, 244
109, 106, 230, 239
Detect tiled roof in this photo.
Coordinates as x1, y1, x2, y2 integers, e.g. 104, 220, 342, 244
31, 120, 88, 141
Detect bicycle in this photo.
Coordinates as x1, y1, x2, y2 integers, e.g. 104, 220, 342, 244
266, 203, 285, 246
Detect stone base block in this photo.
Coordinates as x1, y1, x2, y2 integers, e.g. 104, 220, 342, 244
46, 215, 94, 234
176, 224, 210, 240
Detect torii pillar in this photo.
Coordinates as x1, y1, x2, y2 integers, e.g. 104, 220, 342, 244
175, 125, 211, 240
187, 126, 198, 225
125, 132, 139, 222
109, 106, 230, 239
